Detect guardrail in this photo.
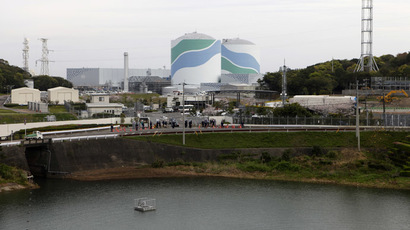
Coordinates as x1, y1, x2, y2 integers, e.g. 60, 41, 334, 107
42, 125, 120, 136
0, 141, 20, 147
51, 134, 119, 143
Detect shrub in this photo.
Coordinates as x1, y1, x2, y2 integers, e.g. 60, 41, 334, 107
260, 152, 272, 163
151, 159, 165, 168
274, 161, 300, 172
312, 146, 324, 156
237, 162, 271, 172
281, 149, 291, 162
326, 150, 339, 159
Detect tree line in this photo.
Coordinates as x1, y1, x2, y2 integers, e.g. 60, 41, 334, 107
0, 59, 72, 93
258, 52, 410, 96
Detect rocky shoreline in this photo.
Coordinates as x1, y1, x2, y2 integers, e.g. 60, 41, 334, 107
66, 166, 410, 190
0, 182, 38, 192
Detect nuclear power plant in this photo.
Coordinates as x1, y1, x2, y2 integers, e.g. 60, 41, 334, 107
66, 32, 262, 93
171, 32, 222, 85
221, 38, 260, 74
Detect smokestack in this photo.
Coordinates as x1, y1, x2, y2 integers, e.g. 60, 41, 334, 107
124, 52, 129, 93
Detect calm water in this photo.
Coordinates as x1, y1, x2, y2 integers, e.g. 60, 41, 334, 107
1, 177, 409, 230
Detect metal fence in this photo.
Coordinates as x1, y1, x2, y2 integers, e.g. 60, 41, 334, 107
233, 114, 410, 127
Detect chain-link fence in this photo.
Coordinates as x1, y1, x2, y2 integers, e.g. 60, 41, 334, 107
233, 114, 410, 127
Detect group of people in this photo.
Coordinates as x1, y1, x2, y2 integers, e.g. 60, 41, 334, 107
111, 118, 244, 132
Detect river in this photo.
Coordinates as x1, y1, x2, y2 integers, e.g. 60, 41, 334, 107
1, 177, 409, 230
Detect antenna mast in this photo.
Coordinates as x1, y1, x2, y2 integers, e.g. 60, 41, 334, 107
36, 38, 53, 76
355, 0, 378, 72
22, 38, 29, 72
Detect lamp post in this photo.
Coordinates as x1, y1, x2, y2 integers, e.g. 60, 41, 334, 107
179, 82, 186, 145
355, 80, 361, 152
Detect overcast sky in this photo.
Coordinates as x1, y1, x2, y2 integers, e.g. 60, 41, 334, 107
1, 0, 410, 78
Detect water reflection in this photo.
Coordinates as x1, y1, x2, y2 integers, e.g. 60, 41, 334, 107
1, 177, 409, 230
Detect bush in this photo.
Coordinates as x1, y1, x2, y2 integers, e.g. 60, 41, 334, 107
237, 162, 271, 172
151, 159, 165, 168
281, 150, 291, 161
326, 150, 339, 159
274, 161, 300, 172
260, 152, 272, 163
312, 146, 324, 157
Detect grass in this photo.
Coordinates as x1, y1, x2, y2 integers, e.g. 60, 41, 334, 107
130, 131, 410, 189
0, 163, 28, 186
153, 148, 410, 189
0, 105, 77, 124
48, 105, 68, 113
0, 109, 16, 114
126, 131, 409, 149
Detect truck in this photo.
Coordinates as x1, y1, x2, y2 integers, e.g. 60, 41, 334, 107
25, 131, 43, 140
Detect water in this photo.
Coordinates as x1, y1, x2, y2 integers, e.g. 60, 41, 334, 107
1, 177, 409, 230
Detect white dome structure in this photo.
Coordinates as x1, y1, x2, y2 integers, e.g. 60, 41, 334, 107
221, 38, 260, 74
171, 32, 221, 85
162, 86, 178, 95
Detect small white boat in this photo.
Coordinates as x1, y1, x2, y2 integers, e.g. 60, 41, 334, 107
134, 198, 156, 212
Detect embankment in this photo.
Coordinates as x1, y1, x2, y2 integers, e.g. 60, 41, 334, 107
43, 139, 310, 174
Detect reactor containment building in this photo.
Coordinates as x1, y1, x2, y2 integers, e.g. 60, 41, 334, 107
171, 32, 221, 85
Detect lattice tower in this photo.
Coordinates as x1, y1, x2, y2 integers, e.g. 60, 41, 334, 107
22, 38, 29, 72
355, 0, 379, 72
36, 38, 53, 76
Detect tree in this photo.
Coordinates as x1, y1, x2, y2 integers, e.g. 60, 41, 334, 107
272, 103, 312, 117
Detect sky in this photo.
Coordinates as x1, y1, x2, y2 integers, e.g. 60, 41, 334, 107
1, 0, 410, 78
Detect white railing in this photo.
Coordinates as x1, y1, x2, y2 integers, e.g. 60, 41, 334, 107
0, 141, 20, 147
42, 125, 120, 136
51, 134, 119, 143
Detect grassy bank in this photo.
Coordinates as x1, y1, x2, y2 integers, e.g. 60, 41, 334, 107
127, 131, 408, 149
128, 131, 410, 189
0, 163, 35, 192
0, 105, 77, 124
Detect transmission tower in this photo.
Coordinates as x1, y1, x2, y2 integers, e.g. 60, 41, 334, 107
355, 0, 378, 72
22, 38, 29, 72
36, 38, 53, 76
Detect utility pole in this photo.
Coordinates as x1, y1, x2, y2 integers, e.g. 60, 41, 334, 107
356, 80, 361, 152
281, 60, 288, 107
180, 82, 186, 145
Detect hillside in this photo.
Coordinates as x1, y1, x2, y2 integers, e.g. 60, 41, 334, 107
259, 52, 410, 96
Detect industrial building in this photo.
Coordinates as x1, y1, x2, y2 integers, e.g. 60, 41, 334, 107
128, 76, 171, 94
171, 32, 221, 85
86, 94, 124, 117
67, 68, 170, 88
47, 87, 79, 104
11, 87, 41, 105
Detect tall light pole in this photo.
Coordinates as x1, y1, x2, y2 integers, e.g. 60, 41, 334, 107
356, 80, 361, 152
180, 82, 186, 145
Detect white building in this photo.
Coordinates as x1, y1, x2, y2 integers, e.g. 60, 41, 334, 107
11, 87, 41, 105
86, 94, 124, 117
290, 95, 355, 106
48, 87, 79, 104
67, 68, 170, 87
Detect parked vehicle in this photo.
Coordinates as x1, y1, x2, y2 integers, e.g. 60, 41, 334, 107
25, 131, 43, 140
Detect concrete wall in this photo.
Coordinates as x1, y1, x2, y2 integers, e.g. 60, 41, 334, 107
0, 145, 30, 171
39, 139, 312, 174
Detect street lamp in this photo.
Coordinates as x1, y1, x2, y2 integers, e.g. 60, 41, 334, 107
178, 82, 187, 145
